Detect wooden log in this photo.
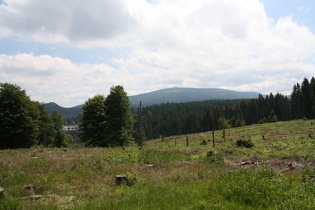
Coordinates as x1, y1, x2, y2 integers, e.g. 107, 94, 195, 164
145, 164, 155, 169
20, 195, 44, 200
115, 175, 128, 185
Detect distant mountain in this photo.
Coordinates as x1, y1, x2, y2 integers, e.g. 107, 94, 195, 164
129, 87, 260, 107
44, 102, 82, 120
44, 87, 260, 120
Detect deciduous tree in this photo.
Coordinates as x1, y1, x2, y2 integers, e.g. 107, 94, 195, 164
0, 83, 40, 149
79, 95, 108, 146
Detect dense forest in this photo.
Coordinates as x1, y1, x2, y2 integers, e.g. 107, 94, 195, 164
133, 77, 315, 140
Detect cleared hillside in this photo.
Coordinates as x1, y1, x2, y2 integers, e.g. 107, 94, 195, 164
1, 119, 315, 209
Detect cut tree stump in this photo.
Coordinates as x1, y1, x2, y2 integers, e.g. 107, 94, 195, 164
115, 175, 128, 185
207, 151, 214, 157
200, 140, 207, 145
24, 184, 36, 195
0, 187, 6, 198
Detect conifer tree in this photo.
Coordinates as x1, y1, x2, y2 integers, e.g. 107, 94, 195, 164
301, 78, 312, 119
310, 77, 315, 115
105, 86, 134, 146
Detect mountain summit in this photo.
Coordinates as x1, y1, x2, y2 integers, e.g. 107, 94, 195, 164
128, 87, 259, 107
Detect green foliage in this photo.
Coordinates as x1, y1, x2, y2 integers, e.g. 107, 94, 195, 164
0, 83, 72, 149
291, 77, 315, 119
0, 83, 40, 149
208, 167, 315, 209
80, 86, 134, 147
135, 91, 293, 140
105, 85, 134, 146
268, 109, 278, 122
79, 94, 108, 146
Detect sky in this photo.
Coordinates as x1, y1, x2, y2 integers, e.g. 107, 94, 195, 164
0, 0, 315, 107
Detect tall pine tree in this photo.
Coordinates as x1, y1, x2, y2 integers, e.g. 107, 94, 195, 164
105, 86, 134, 146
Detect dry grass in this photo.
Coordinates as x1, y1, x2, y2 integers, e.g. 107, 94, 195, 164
1, 119, 315, 209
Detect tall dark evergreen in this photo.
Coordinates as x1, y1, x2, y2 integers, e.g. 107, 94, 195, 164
105, 85, 134, 146
274, 93, 290, 121
291, 83, 302, 119
301, 78, 313, 119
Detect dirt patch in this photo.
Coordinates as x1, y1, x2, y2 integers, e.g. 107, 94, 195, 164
227, 156, 311, 175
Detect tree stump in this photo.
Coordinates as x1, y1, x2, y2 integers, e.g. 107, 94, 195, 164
115, 175, 128, 185
200, 140, 207, 145
24, 184, 36, 195
207, 151, 214, 157
0, 187, 6, 198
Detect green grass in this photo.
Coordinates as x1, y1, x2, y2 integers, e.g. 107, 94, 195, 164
0, 119, 315, 209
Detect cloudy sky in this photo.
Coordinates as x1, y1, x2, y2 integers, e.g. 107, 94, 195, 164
1, 0, 315, 107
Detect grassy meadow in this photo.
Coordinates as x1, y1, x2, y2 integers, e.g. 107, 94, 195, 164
1, 119, 315, 209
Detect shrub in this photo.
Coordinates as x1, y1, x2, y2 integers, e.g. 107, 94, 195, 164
236, 139, 254, 148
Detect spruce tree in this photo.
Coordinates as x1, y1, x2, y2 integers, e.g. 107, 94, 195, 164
301, 78, 312, 119
105, 86, 134, 146
310, 77, 315, 117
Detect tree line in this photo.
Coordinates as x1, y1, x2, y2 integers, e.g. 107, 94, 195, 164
1, 77, 314, 149
0, 83, 72, 149
133, 77, 315, 140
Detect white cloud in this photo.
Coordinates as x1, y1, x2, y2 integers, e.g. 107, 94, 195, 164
0, 0, 136, 47
0, 0, 315, 106
0, 54, 117, 106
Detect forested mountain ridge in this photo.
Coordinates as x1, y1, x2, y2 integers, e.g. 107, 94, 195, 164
129, 87, 260, 106
44, 87, 260, 122
44, 102, 82, 124
133, 77, 315, 140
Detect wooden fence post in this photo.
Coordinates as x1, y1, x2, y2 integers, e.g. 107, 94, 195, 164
186, 136, 189, 147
